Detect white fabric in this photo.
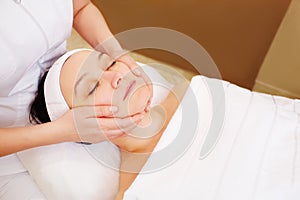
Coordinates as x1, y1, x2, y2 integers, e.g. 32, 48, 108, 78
124, 75, 300, 200
0, 171, 45, 200
17, 63, 173, 200
45, 49, 91, 121
0, 0, 73, 127
0, 154, 27, 177
0, 0, 73, 197
18, 142, 120, 200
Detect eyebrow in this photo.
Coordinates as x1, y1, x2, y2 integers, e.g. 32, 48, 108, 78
74, 72, 88, 97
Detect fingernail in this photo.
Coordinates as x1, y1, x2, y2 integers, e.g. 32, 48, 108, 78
110, 106, 118, 113
133, 68, 142, 75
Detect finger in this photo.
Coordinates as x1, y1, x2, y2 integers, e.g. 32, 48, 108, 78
118, 55, 141, 75
95, 118, 141, 140
118, 54, 135, 65
118, 55, 152, 85
97, 114, 144, 132
116, 54, 153, 106
105, 132, 127, 140
73, 106, 94, 118
104, 131, 128, 140
73, 105, 118, 118
93, 105, 118, 117
105, 114, 144, 131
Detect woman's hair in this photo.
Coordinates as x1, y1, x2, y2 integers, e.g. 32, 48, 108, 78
29, 71, 51, 124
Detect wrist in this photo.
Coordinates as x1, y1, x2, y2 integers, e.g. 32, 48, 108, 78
95, 36, 126, 59
50, 118, 78, 143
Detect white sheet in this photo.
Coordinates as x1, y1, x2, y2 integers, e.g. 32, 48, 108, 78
0, 171, 45, 200
16, 63, 174, 200
124, 75, 300, 200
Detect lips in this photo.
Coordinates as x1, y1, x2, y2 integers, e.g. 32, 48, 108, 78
123, 80, 136, 100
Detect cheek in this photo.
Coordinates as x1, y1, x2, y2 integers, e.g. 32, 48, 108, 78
93, 87, 114, 105
128, 85, 151, 114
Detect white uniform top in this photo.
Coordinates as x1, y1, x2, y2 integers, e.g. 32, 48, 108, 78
0, 0, 73, 175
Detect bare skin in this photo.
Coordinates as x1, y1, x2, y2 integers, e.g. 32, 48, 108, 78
0, 0, 148, 157
48, 49, 188, 199
111, 83, 188, 200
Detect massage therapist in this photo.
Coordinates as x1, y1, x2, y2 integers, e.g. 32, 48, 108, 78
0, 0, 149, 198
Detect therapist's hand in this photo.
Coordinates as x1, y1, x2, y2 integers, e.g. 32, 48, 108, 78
117, 54, 153, 111
54, 105, 144, 144
95, 42, 153, 110
94, 39, 153, 100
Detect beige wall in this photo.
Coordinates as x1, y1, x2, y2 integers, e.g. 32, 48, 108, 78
253, 0, 300, 99
92, 0, 290, 89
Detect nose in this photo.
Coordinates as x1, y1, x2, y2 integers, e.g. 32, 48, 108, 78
111, 72, 123, 89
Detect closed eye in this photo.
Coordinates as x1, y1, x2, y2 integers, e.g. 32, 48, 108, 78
87, 61, 115, 96
88, 81, 100, 96
107, 61, 116, 70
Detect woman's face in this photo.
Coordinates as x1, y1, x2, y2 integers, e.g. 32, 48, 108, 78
60, 50, 152, 117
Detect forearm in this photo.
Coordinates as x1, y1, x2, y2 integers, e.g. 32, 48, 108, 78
0, 122, 71, 157
73, 1, 120, 50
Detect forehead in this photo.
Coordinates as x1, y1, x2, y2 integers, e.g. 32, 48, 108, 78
59, 50, 115, 104
61, 50, 113, 84
69, 50, 113, 72
78, 51, 114, 74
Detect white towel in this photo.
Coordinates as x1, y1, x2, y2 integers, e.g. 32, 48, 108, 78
124, 75, 300, 200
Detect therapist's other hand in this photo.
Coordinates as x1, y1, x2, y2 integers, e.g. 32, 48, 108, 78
54, 105, 144, 144
95, 43, 153, 110
117, 54, 153, 111
95, 50, 154, 112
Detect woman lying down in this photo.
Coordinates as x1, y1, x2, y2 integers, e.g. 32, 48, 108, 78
19, 49, 300, 200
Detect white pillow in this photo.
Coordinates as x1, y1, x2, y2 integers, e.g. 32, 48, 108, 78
18, 142, 120, 200
17, 63, 173, 200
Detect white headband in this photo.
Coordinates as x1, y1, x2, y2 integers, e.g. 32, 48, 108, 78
44, 48, 92, 121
